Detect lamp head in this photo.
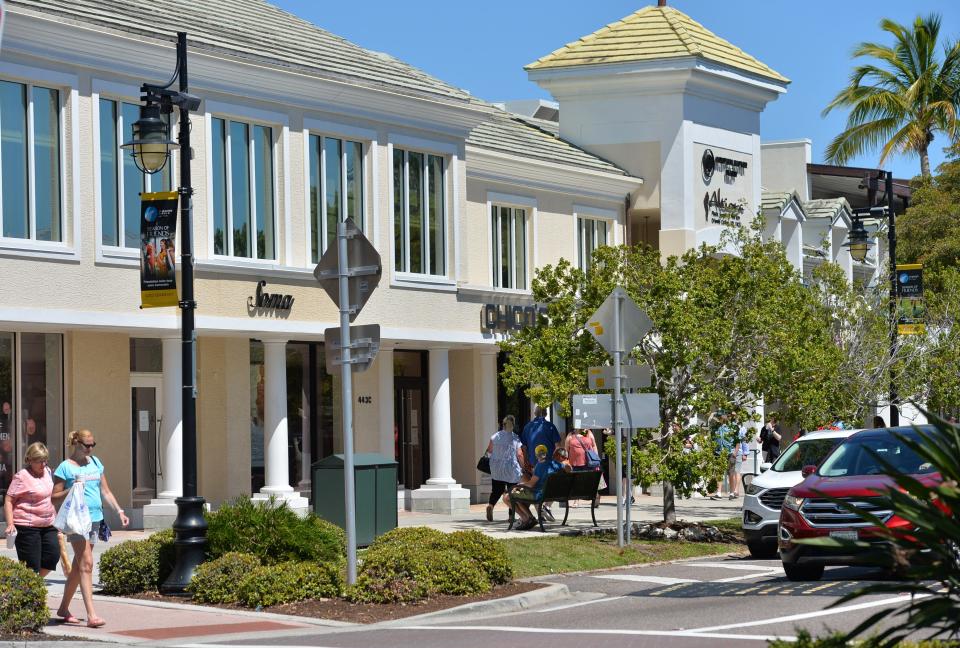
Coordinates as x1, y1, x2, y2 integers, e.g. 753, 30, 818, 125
844, 218, 872, 263
121, 101, 178, 174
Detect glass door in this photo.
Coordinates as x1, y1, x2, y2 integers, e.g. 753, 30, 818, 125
130, 375, 161, 507
395, 381, 428, 490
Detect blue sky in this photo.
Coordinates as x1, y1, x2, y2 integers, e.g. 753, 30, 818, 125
274, 1, 959, 181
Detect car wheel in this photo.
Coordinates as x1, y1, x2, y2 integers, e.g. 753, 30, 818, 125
782, 562, 824, 581
747, 540, 778, 559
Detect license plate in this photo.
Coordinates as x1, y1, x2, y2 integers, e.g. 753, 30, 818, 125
830, 530, 859, 541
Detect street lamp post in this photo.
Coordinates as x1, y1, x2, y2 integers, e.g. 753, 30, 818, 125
122, 32, 206, 593
844, 170, 900, 427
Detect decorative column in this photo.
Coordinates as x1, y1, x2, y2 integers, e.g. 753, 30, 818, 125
143, 336, 182, 529
411, 347, 470, 514
253, 339, 308, 514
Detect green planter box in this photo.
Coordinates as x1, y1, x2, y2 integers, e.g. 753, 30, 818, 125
311, 453, 398, 547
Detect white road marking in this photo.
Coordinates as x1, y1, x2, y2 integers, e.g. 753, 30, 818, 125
686, 592, 932, 632
689, 562, 781, 572
715, 569, 784, 582
401, 625, 793, 642
591, 574, 700, 585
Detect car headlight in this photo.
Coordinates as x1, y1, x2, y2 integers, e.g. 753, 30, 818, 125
745, 483, 764, 496
783, 495, 805, 511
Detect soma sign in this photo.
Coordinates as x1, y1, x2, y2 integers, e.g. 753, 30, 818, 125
248, 280, 294, 313
481, 303, 547, 333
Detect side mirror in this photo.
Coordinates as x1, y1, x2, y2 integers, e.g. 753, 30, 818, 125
759, 462, 772, 473
801, 465, 817, 478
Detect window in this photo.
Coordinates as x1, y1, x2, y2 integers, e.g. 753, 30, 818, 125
210, 117, 275, 260
308, 135, 363, 263
99, 99, 172, 248
0, 80, 62, 242
393, 149, 445, 276
577, 216, 609, 270
490, 205, 526, 289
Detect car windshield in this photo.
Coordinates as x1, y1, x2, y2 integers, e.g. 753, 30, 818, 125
771, 438, 843, 473
819, 432, 937, 477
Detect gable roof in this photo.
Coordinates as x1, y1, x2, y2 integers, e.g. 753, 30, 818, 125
526, 4, 788, 84
804, 198, 853, 226
761, 190, 805, 216
9, 0, 479, 105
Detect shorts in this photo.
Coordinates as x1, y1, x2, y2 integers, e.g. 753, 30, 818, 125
510, 486, 541, 504
14, 525, 60, 573
66, 520, 102, 545
727, 453, 738, 471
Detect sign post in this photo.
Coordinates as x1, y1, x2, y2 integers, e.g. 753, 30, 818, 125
314, 218, 381, 586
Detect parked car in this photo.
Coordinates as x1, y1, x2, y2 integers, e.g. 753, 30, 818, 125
778, 426, 941, 581
742, 429, 858, 558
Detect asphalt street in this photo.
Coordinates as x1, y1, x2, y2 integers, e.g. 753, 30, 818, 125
179, 556, 924, 648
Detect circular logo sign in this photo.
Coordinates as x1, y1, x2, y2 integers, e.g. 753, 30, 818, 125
702, 149, 716, 184
899, 272, 910, 284
144, 205, 159, 223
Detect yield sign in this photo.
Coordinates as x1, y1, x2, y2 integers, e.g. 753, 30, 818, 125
313, 218, 382, 322
586, 287, 652, 355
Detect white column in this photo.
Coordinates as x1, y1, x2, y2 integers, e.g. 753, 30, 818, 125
143, 336, 183, 529
411, 347, 470, 514
255, 339, 308, 513
377, 346, 395, 459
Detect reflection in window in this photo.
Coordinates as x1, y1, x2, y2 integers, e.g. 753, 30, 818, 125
211, 117, 275, 260
99, 99, 171, 248
0, 334, 12, 498
307, 135, 364, 263
0, 81, 63, 242
491, 205, 526, 289
393, 148, 444, 275
577, 216, 609, 270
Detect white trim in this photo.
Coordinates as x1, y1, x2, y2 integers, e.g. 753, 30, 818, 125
450, 152, 459, 283
387, 141, 396, 276
0, 61, 77, 88
531, 206, 539, 271
573, 203, 618, 220
204, 112, 215, 259
301, 129, 312, 266
371, 138, 380, 253
68, 87, 80, 251
91, 78, 141, 102
391, 272, 457, 290
303, 118, 376, 142
282, 125, 291, 265
387, 133, 457, 156
205, 100, 288, 127
486, 191, 538, 209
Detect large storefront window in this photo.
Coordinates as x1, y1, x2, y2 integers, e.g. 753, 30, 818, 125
0, 333, 63, 500
308, 134, 363, 263
393, 149, 445, 276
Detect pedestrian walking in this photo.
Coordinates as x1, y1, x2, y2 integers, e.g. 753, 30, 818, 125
566, 428, 602, 507
759, 416, 782, 462
3, 442, 58, 576
484, 415, 524, 522
52, 429, 129, 629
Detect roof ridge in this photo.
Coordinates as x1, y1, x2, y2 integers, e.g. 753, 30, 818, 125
660, 7, 700, 56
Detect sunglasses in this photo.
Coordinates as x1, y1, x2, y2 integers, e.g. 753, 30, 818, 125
81, 442, 96, 449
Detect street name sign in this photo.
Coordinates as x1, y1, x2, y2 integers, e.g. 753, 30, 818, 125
313, 218, 382, 322
587, 364, 652, 390
572, 393, 660, 429
324, 324, 380, 372
586, 287, 652, 355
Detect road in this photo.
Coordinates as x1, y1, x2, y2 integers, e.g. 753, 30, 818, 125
177, 557, 921, 648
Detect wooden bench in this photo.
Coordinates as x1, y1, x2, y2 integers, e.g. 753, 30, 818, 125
508, 469, 602, 532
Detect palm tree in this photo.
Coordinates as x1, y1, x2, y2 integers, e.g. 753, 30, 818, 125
823, 14, 960, 178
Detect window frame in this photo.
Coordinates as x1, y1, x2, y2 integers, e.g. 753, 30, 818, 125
205, 103, 283, 265
389, 136, 453, 284
0, 67, 72, 256
487, 192, 535, 292
302, 119, 374, 266
93, 79, 177, 263
574, 207, 617, 271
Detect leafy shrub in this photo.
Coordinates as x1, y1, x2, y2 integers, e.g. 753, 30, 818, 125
368, 526, 447, 550
186, 552, 261, 604
0, 557, 48, 633
236, 561, 341, 608
348, 543, 489, 603
206, 498, 344, 565
99, 530, 175, 594
446, 530, 513, 585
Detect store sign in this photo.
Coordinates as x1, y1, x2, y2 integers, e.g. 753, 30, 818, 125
697, 145, 752, 228
248, 280, 294, 314
481, 303, 547, 333
896, 264, 925, 335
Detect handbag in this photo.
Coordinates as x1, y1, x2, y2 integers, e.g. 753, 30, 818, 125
575, 434, 601, 469
476, 455, 491, 474
98, 519, 112, 543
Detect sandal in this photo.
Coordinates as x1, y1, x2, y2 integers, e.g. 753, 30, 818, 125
57, 613, 80, 624
485, 504, 493, 522
86, 617, 106, 628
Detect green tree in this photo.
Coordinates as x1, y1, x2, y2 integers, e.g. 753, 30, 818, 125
823, 14, 960, 178
500, 226, 848, 522
899, 143, 960, 277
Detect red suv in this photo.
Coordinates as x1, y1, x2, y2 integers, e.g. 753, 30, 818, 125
778, 426, 941, 581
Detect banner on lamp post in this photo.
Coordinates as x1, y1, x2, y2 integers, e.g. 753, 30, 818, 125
896, 263, 925, 335
139, 191, 179, 308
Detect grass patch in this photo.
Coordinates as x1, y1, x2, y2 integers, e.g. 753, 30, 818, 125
701, 517, 742, 536
503, 534, 743, 579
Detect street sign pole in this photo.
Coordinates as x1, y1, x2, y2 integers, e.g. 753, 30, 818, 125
613, 290, 624, 548
625, 373, 632, 545
336, 219, 358, 585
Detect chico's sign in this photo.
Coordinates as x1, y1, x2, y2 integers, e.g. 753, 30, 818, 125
481, 303, 547, 332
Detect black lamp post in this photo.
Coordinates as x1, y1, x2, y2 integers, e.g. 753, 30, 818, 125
122, 32, 206, 594
844, 170, 900, 427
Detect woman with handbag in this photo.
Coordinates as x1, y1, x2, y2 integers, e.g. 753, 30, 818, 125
3, 442, 58, 576
483, 415, 524, 522
51, 429, 129, 628
566, 429, 602, 507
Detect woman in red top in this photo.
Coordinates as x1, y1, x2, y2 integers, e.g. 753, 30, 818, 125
3, 442, 58, 575
565, 428, 599, 469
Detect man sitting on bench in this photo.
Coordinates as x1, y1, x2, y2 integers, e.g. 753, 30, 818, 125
508, 445, 572, 530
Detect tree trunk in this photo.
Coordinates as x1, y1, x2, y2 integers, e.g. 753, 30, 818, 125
920, 145, 931, 179
662, 480, 676, 523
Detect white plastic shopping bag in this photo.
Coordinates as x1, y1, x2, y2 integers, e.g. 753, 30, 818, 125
54, 482, 91, 536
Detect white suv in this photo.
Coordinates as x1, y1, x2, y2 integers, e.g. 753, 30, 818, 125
741, 428, 859, 558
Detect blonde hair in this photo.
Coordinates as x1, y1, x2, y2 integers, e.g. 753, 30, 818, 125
24, 442, 49, 464
68, 429, 93, 447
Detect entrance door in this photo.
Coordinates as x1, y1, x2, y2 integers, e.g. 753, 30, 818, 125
130, 375, 162, 507
394, 381, 428, 490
